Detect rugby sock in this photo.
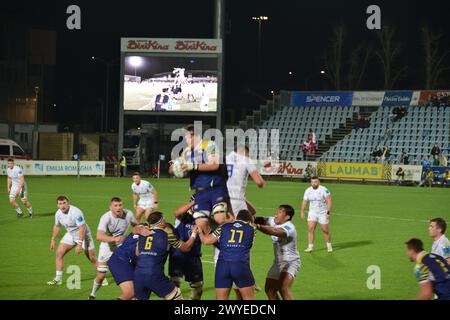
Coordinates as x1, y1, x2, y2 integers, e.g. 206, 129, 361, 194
55, 270, 63, 281
15, 207, 23, 215
91, 280, 102, 297
27, 206, 33, 215
189, 282, 203, 300
308, 243, 314, 250
326, 242, 333, 250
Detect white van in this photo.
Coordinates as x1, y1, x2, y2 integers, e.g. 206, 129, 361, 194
0, 139, 31, 160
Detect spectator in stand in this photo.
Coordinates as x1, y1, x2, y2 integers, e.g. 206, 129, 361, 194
384, 128, 393, 141
301, 140, 311, 160
433, 155, 440, 166
392, 106, 408, 122
421, 156, 431, 172
442, 170, 450, 187
395, 167, 405, 185
430, 144, 441, 158
354, 115, 363, 131
308, 129, 317, 156
371, 145, 383, 162
400, 150, 410, 165
303, 163, 315, 182
381, 146, 391, 162
418, 168, 434, 188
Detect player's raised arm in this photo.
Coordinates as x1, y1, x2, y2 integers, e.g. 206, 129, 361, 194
249, 170, 265, 188
171, 226, 199, 252
173, 200, 195, 220
198, 227, 220, 245
256, 223, 288, 238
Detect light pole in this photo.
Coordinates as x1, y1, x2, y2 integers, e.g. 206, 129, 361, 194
251, 16, 268, 77
129, 56, 143, 78
92, 56, 113, 133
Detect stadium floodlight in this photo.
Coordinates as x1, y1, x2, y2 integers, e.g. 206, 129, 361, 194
320, 70, 326, 74
129, 56, 143, 77
251, 16, 269, 76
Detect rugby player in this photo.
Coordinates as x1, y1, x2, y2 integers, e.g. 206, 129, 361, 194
428, 217, 450, 262
169, 199, 204, 300
134, 211, 198, 300
255, 205, 300, 300
199, 209, 256, 300
131, 172, 158, 224
6, 159, 33, 218
301, 176, 333, 253
89, 197, 146, 300
405, 238, 450, 300
47, 196, 97, 285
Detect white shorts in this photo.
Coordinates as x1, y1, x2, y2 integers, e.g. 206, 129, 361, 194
9, 183, 28, 199
137, 199, 154, 210
307, 211, 329, 225
60, 231, 95, 251
230, 199, 248, 215
98, 242, 116, 263
266, 260, 301, 280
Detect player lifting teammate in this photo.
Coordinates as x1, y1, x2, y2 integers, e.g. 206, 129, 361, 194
134, 211, 198, 300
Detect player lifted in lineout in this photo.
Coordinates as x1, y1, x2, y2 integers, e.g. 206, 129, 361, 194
301, 176, 333, 253
89, 197, 148, 300
6, 159, 33, 218
47, 196, 97, 285
131, 172, 158, 224
169, 124, 231, 234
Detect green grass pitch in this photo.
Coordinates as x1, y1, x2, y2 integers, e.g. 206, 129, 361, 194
0, 176, 448, 300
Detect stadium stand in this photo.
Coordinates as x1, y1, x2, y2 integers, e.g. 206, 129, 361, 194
320, 106, 450, 164
254, 100, 449, 164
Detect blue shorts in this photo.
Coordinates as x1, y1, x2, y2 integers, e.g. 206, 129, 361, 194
193, 185, 229, 217
169, 254, 203, 283
215, 260, 255, 289
134, 272, 176, 300
108, 254, 134, 285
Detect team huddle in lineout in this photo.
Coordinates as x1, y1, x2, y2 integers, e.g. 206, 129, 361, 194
5, 125, 450, 300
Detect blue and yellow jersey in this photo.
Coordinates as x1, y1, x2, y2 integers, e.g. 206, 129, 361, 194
213, 220, 255, 263
415, 251, 450, 299
113, 233, 138, 263
171, 214, 202, 258
136, 225, 181, 276
181, 140, 227, 190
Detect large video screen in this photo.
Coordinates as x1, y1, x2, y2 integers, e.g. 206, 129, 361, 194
123, 55, 218, 112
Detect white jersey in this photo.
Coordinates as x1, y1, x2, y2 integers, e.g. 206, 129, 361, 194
7, 165, 24, 186
54, 205, 91, 234
97, 209, 136, 237
432, 235, 450, 260
268, 217, 300, 263
226, 151, 257, 200
131, 180, 154, 201
303, 185, 331, 214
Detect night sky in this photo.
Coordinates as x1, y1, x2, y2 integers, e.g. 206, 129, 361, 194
4, 0, 450, 130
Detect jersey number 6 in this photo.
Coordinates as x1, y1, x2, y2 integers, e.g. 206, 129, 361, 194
144, 236, 153, 250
